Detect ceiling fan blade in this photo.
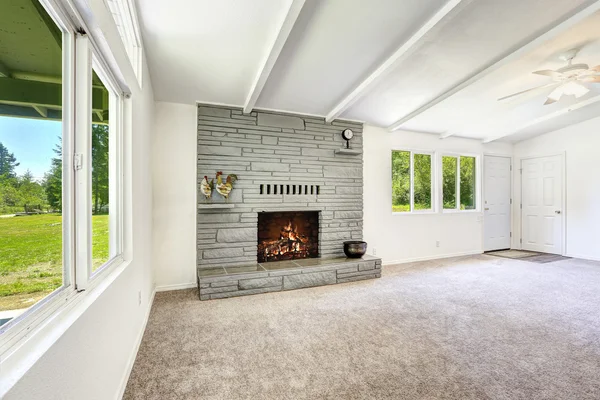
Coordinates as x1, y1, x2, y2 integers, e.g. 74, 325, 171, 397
590, 65, 600, 72
544, 85, 566, 105
532, 69, 563, 78
581, 75, 600, 83
497, 82, 559, 101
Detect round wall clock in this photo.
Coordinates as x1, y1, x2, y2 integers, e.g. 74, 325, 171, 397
342, 129, 354, 148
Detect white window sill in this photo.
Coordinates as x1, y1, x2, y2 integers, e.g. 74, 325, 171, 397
0, 256, 129, 397
392, 211, 437, 216
442, 209, 481, 214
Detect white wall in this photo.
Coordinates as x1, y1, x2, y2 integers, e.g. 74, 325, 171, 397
3, 1, 156, 398
152, 102, 198, 290
363, 125, 512, 264
513, 116, 600, 261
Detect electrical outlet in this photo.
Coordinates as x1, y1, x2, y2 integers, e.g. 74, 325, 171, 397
138, 290, 142, 306
436, 241, 440, 248
373, 247, 377, 256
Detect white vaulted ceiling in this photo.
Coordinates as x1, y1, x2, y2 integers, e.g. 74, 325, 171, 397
137, 0, 600, 142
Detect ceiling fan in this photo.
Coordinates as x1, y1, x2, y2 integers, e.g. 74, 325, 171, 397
498, 49, 600, 105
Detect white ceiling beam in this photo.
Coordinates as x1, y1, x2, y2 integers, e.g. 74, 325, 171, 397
388, 0, 600, 133
482, 94, 600, 143
325, 0, 468, 123
243, 0, 305, 114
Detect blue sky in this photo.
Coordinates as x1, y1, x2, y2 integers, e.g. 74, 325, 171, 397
0, 117, 61, 181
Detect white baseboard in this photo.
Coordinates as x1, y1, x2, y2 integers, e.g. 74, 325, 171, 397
155, 282, 197, 292
382, 250, 483, 266
565, 253, 600, 262
116, 287, 156, 400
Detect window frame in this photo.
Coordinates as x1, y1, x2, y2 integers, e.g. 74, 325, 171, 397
440, 152, 481, 213
105, 0, 144, 88
0, 0, 76, 344
391, 149, 436, 215
0, 0, 127, 362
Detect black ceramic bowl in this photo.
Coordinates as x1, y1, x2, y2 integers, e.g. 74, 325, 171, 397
343, 241, 367, 258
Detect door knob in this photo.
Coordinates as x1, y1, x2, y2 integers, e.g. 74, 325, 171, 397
555, 210, 561, 214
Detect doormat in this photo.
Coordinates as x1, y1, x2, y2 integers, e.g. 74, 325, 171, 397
486, 250, 571, 264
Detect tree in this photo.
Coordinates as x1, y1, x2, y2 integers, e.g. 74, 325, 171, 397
44, 144, 63, 211
91, 124, 109, 214
442, 156, 457, 209
391, 151, 410, 211
0, 142, 19, 179
17, 169, 47, 208
413, 154, 431, 210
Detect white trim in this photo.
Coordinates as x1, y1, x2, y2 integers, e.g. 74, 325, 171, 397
155, 282, 198, 292
115, 287, 156, 399
61, 0, 132, 96
388, 0, 600, 132
382, 250, 483, 266
244, 0, 305, 114
565, 253, 600, 262
74, 34, 93, 290
326, 0, 467, 122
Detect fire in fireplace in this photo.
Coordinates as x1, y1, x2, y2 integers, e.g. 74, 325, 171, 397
257, 211, 319, 263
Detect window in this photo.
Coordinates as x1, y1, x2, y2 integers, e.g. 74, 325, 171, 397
0, 0, 68, 324
106, 0, 143, 87
392, 150, 433, 213
442, 155, 477, 211
0, 0, 125, 346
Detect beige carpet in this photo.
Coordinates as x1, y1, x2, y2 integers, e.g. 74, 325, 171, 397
124, 255, 600, 400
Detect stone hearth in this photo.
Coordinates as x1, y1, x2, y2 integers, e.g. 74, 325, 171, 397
198, 255, 382, 300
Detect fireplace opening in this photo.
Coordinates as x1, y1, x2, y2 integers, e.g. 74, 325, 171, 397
257, 211, 319, 263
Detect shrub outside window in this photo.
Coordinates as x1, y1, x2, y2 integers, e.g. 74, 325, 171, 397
442, 155, 477, 211
392, 150, 434, 213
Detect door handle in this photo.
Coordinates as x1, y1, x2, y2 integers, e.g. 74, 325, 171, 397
484, 208, 490, 211
555, 210, 561, 214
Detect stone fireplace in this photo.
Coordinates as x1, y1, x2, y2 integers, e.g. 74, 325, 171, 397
196, 104, 381, 300
257, 211, 320, 263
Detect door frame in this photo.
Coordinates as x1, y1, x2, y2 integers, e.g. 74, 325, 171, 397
482, 154, 513, 252
518, 152, 567, 256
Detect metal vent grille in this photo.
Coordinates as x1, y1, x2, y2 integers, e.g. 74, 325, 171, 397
259, 184, 320, 196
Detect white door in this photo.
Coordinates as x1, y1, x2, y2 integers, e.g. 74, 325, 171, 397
484, 156, 512, 251
521, 155, 563, 254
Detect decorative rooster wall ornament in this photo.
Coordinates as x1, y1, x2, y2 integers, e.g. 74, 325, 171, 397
216, 171, 238, 200
200, 176, 214, 201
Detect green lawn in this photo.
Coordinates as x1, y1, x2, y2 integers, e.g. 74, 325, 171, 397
0, 214, 109, 311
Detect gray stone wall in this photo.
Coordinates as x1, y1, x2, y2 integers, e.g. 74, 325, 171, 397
197, 104, 364, 270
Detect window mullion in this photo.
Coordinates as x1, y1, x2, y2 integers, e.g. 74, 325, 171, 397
431, 152, 436, 212
62, 28, 76, 289
410, 152, 415, 212
74, 34, 93, 291
456, 157, 461, 211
